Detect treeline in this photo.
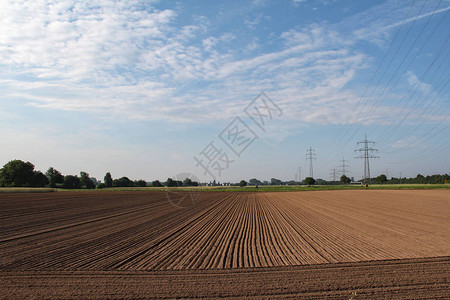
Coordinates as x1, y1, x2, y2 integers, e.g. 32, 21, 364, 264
0, 159, 199, 189
96, 173, 199, 189
0, 160, 108, 189
381, 174, 449, 184
246, 174, 449, 186
1, 159, 448, 189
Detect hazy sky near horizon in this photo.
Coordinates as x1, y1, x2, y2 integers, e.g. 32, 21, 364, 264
0, 0, 449, 183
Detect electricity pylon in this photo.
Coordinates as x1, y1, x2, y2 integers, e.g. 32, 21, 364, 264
295, 167, 302, 182
329, 168, 337, 182
355, 134, 379, 184
338, 157, 351, 177
306, 147, 316, 178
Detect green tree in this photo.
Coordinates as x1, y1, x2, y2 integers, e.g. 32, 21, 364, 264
151, 180, 163, 187
249, 178, 262, 186
80, 172, 96, 189
340, 175, 351, 185
134, 180, 147, 187
375, 174, 387, 185
182, 177, 199, 186
304, 177, 316, 186
164, 178, 183, 187
46, 167, 64, 188
270, 178, 282, 185
239, 180, 247, 187
104, 172, 113, 187
183, 178, 199, 187
416, 174, 425, 184
96, 183, 106, 189
183, 178, 193, 186
63, 175, 81, 189
113, 177, 133, 187
165, 178, 176, 187
32, 171, 49, 187
0, 160, 36, 187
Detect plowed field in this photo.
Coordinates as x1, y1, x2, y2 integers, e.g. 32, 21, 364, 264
1, 190, 449, 298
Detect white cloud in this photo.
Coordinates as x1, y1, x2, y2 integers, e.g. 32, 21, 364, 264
244, 13, 268, 29
0, 0, 176, 83
406, 72, 432, 94
244, 38, 260, 52
292, 0, 307, 6
350, 1, 450, 47
389, 136, 419, 149
1, 0, 440, 130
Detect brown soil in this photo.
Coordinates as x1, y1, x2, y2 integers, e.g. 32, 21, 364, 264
0, 190, 449, 298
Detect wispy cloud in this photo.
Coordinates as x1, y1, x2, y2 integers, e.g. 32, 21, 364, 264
0, 0, 445, 129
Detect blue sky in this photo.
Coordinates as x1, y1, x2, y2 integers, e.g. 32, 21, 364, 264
0, 0, 449, 183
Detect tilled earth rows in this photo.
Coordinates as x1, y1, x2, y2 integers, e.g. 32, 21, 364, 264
0, 190, 449, 298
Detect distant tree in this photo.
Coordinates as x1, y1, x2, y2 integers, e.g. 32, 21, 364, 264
416, 174, 425, 184
262, 181, 270, 185
104, 172, 113, 188
340, 175, 351, 185
80, 172, 96, 189
375, 174, 387, 185
32, 171, 49, 187
96, 183, 106, 189
239, 180, 247, 187
0, 160, 49, 187
286, 180, 297, 185
183, 178, 193, 186
151, 180, 164, 187
90, 177, 99, 185
304, 177, 315, 186
249, 178, 262, 186
0, 160, 37, 187
165, 178, 180, 187
134, 180, 147, 187
46, 167, 64, 188
113, 177, 133, 187
63, 175, 81, 189
270, 178, 282, 185
183, 178, 199, 187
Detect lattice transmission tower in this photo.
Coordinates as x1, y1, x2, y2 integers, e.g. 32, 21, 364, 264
355, 134, 379, 184
338, 157, 351, 177
295, 167, 302, 182
306, 147, 316, 178
329, 168, 337, 182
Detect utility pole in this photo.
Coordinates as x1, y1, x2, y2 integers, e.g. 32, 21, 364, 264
306, 147, 316, 178
329, 168, 337, 182
338, 157, 351, 177
295, 167, 302, 183
355, 134, 379, 184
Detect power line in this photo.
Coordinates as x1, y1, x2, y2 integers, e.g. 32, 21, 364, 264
379, 74, 450, 151
339, 0, 431, 153
327, 1, 450, 170
383, 121, 449, 164
368, 9, 450, 140
358, 0, 445, 131
329, 0, 427, 162
329, 0, 419, 158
